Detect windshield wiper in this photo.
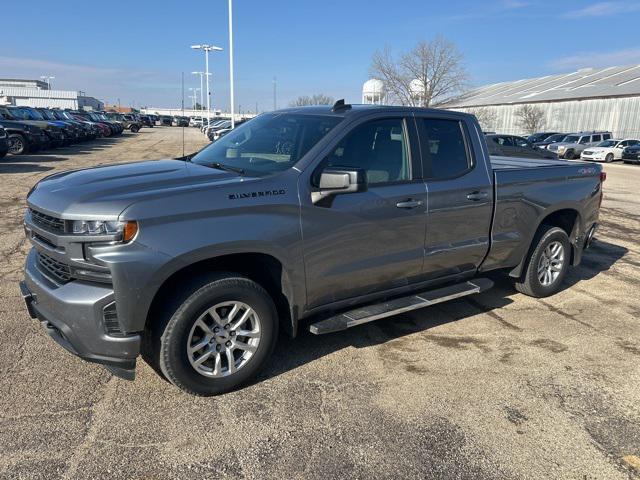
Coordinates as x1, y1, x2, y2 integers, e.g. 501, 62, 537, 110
207, 162, 245, 175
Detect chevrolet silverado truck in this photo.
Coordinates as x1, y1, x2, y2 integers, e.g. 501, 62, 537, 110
20, 103, 604, 396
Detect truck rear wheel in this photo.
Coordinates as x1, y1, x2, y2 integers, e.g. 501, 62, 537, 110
515, 225, 570, 298
151, 273, 278, 396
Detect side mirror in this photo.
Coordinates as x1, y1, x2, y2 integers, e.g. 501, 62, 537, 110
312, 168, 365, 204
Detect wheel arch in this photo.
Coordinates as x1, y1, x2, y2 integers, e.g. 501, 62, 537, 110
509, 207, 582, 278
145, 252, 299, 339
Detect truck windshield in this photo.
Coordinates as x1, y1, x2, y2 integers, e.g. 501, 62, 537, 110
191, 113, 343, 176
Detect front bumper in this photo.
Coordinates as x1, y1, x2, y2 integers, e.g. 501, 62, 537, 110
21, 249, 140, 379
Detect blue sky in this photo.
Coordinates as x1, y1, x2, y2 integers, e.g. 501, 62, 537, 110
2, 0, 640, 112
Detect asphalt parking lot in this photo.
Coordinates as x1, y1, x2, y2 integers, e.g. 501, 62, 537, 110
0, 127, 638, 479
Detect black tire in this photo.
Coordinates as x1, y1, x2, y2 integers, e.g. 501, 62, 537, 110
605, 153, 614, 163
515, 225, 571, 298
564, 149, 575, 160
147, 273, 279, 396
131, 125, 140, 133
8, 134, 27, 155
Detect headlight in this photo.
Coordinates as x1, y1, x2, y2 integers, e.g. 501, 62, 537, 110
71, 220, 138, 242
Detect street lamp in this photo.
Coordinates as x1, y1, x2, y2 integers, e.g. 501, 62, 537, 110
40, 75, 55, 90
40, 75, 55, 102
190, 44, 223, 127
188, 87, 200, 111
191, 71, 210, 122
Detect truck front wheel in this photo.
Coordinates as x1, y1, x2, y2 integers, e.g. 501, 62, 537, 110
151, 274, 278, 396
515, 226, 571, 298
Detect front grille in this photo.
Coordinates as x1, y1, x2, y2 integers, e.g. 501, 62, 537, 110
37, 252, 72, 284
583, 151, 593, 155
30, 208, 65, 233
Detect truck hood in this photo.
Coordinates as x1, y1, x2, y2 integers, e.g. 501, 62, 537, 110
27, 159, 246, 218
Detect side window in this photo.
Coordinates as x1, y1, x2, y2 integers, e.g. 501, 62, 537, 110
322, 118, 410, 185
592, 134, 602, 143
420, 118, 471, 179
514, 137, 531, 147
494, 136, 512, 147
629, 140, 640, 146
579, 136, 590, 144
603, 133, 611, 140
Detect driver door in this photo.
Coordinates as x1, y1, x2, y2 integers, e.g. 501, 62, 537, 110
300, 116, 427, 309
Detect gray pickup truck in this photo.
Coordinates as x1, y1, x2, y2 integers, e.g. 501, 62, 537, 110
20, 103, 604, 396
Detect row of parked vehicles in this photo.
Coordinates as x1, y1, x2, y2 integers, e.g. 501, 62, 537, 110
200, 118, 249, 142
485, 130, 640, 165
0, 106, 146, 157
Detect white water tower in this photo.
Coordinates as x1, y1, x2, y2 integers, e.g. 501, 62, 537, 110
362, 79, 385, 105
409, 78, 427, 106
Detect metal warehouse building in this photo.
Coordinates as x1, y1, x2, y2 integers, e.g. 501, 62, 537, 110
442, 65, 640, 138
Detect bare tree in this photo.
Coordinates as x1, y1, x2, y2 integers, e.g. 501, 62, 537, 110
515, 105, 545, 134
289, 94, 335, 107
468, 107, 498, 132
370, 36, 468, 107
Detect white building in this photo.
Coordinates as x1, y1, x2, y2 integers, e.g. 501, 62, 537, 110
0, 78, 104, 110
441, 65, 640, 138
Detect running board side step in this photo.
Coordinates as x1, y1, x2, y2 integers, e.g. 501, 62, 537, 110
308, 278, 494, 335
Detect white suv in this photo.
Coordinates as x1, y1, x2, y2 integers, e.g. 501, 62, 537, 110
581, 139, 640, 163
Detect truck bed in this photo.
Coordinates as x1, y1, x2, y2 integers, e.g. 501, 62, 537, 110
490, 155, 577, 170
480, 155, 602, 274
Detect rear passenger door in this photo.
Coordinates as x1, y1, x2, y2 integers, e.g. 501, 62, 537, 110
414, 114, 493, 279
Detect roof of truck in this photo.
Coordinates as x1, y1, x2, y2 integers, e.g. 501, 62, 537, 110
277, 104, 475, 119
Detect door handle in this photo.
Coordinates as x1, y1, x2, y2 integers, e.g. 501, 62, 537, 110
396, 199, 423, 209
466, 191, 489, 201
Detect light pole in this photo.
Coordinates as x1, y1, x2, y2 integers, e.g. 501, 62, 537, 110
40, 75, 55, 90
189, 87, 200, 111
40, 75, 55, 101
191, 71, 208, 121
190, 44, 223, 127
228, 0, 235, 128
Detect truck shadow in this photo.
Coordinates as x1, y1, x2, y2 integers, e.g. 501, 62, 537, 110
257, 238, 627, 385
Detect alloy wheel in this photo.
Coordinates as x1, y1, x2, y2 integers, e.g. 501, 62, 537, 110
537, 241, 565, 286
186, 301, 261, 378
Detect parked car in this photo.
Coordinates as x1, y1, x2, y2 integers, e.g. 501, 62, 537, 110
486, 134, 558, 159
50, 109, 100, 139
533, 133, 567, 150
527, 132, 562, 144
0, 126, 9, 158
0, 117, 48, 155
0, 106, 65, 149
173, 116, 190, 127
205, 120, 231, 138
547, 131, 612, 159
35, 108, 88, 143
202, 119, 227, 133
20, 104, 604, 395
161, 115, 173, 126
580, 139, 640, 163
622, 144, 640, 164
139, 115, 154, 128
